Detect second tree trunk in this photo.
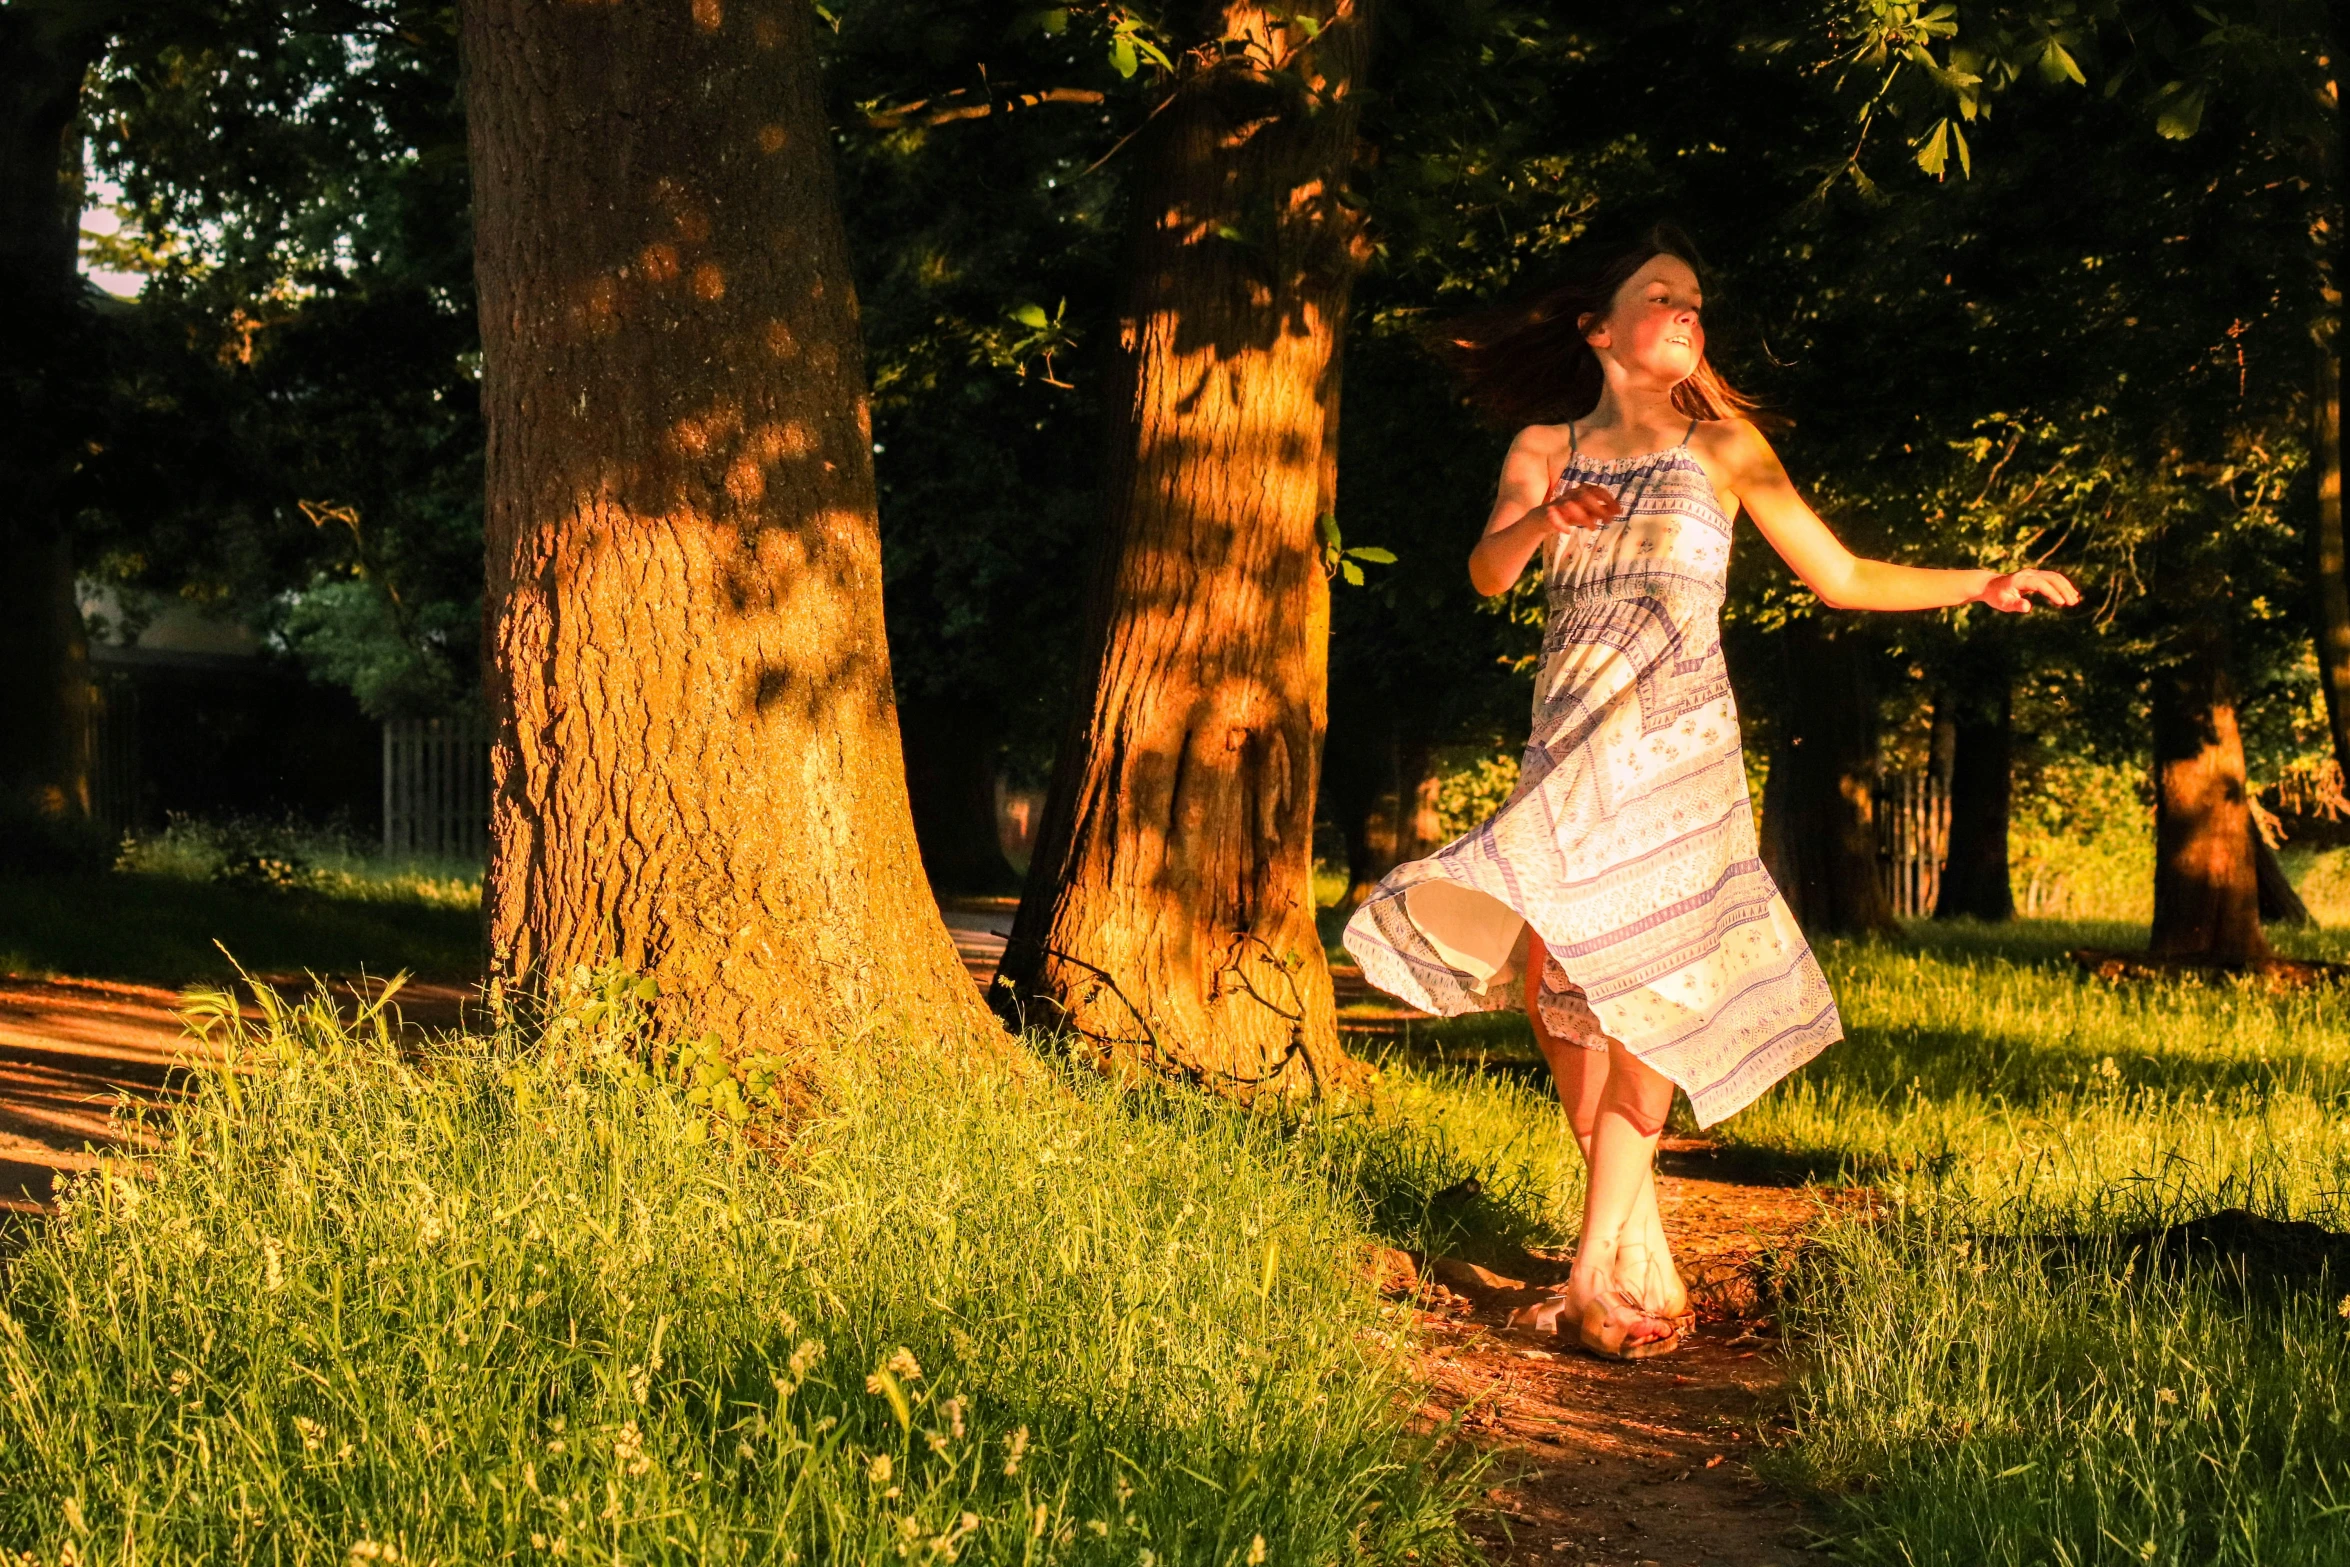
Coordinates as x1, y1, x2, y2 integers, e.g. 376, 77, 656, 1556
1005, 5, 1373, 1093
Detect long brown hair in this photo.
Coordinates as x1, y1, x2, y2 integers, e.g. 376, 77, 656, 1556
1430, 223, 1759, 430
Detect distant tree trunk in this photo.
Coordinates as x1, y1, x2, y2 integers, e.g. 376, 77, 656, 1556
2317, 44, 2350, 781
1323, 706, 1399, 908
1758, 617, 1898, 937
0, 13, 103, 822
2313, 348, 2350, 778
1395, 737, 1441, 864
1933, 654, 2015, 922
1004, 3, 1373, 1094
2252, 821, 2313, 926
900, 697, 1019, 894
462, 0, 991, 1047
2147, 634, 2270, 962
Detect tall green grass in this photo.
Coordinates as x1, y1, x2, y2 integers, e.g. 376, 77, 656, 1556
1738, 923, 2350, 1566
0, 973, 1478, 1564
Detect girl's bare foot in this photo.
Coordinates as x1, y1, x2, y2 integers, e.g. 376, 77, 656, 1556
1636, 1218, 1693, 1331
1563, 1276, 1681, 1360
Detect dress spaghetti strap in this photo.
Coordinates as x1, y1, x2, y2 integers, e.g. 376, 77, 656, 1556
1678, 416, 1699, 447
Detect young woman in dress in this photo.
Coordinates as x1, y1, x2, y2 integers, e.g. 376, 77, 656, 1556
1341, 227, 2077, 1360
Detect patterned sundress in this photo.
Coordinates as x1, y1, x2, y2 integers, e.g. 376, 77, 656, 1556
1341, 419, 1842, 1126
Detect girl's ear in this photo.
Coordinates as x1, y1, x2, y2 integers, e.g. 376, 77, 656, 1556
1579, 310, 1609, 349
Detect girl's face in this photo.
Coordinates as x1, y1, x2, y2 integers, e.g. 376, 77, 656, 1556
1585, 255, 1705, 385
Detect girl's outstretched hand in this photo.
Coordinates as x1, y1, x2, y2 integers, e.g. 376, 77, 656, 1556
1520, 483, 1622, 536
1975, 568, 2080, 613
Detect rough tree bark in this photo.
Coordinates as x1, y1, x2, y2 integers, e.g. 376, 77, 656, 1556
0, 9, 104, 823
899, 697, 1019, 894
2148, 633, 2270, 962
1758, 616, 1899, 937
1002, 2, 1373, 1093
1933, 651, 2016, 922
462, 0, 991, 1048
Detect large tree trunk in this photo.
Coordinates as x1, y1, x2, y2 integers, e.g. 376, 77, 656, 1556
462, 0, 991, 1048
1002, 3, 1373, 1094
2148, 634, 2270, 962
1757, 616, 1899, 937
0, 11, 103, 822
1933, 652, 2016, 922
900, 696, 1019, 895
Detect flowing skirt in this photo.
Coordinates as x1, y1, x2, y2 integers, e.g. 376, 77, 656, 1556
1340, 585, 1841, 1126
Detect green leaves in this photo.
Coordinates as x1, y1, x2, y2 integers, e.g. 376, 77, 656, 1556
1914, 115, 1972, 179
1317, 514, 1395, 588
2150, 80, 2207, 140
999, 298, 1078, 388
1105, 13, 1174, 80
2035, 34, 2087, 86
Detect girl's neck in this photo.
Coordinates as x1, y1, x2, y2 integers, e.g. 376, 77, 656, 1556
1581, 385, 1684, 438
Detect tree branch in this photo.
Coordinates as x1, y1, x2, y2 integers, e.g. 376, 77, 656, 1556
865, 86, 1104, 130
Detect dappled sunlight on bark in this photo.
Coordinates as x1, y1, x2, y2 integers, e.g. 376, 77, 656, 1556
1005, 2, 1373, 1096
466, 0, 989, 1054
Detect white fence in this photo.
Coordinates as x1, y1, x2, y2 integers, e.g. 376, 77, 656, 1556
1875, 769, 1952, 919
383, 716, 491, 860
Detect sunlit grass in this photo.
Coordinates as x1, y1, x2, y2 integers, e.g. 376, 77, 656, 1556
1735, 920, 2350, 1567
0, 973, 1478, 1564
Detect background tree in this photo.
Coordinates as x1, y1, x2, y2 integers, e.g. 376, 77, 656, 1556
824, 0, 1129, 895
78, 0, 484, 721
461, 0, 988, 1045
1, 0, 118, 834
1761, 0, 2333, 957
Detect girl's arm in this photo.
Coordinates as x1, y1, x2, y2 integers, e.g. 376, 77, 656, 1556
1467, 427, 1625, 598
1717, 420, 2080, 614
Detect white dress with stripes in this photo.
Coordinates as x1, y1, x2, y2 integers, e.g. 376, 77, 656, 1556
1341, 427, 1841, 1126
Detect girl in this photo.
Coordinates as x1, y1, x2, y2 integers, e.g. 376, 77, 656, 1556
1340, 226, 2077, 1360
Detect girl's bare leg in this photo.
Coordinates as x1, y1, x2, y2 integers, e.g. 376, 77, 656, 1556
1562, 1039, 1680, 1350
1525, 934, 1686, 1319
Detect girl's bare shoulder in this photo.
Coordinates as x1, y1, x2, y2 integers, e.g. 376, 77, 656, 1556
1689, 415, 1779, 472
1508, 420, 1578, 458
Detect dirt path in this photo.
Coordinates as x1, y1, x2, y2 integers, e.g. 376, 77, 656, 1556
1393, 1140, 1839, 1567
0, 974, 476, 1212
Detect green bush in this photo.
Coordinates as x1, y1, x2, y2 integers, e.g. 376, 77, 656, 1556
2008, 759, 2154, 922
114, 814, 480, 909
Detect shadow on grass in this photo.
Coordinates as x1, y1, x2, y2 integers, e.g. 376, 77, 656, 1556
0, 872, 482, 986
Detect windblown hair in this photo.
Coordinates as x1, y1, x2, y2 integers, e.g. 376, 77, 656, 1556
1430, 223, 1759, 431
